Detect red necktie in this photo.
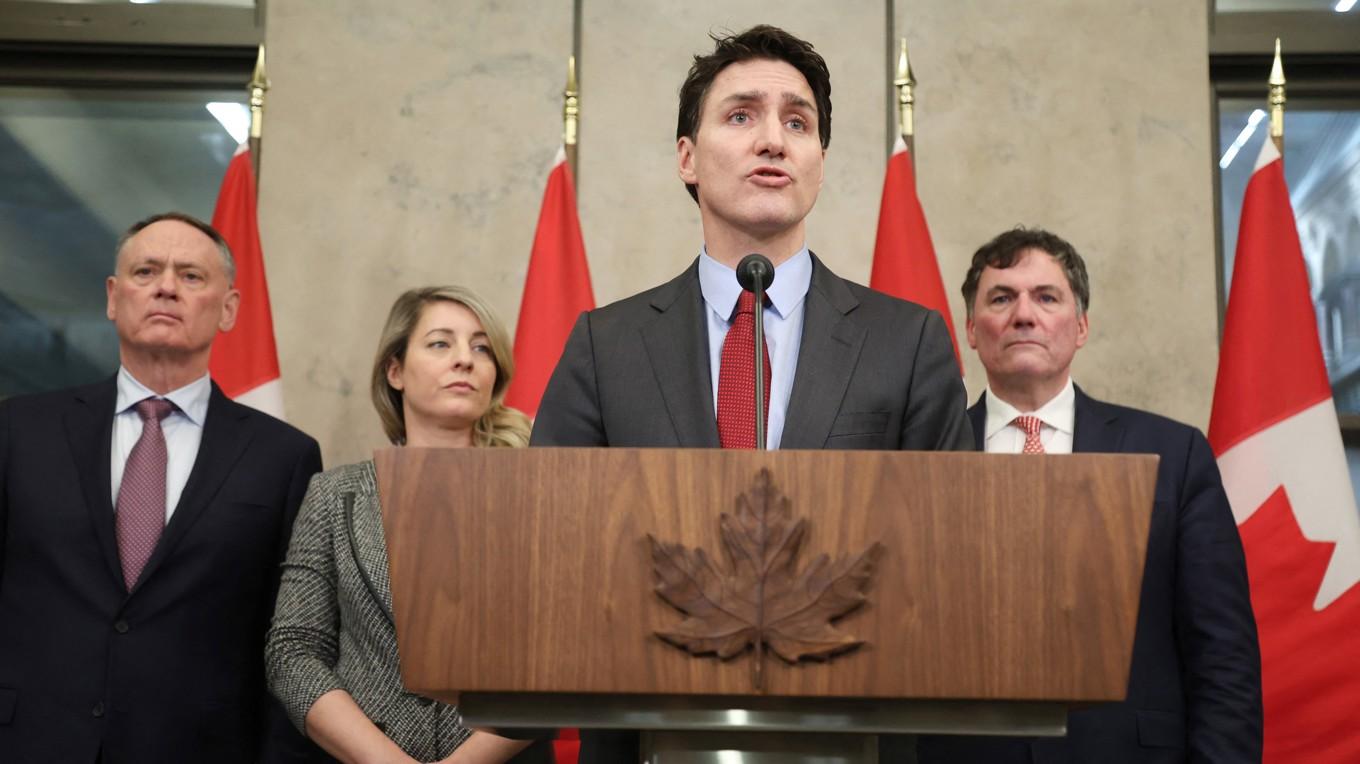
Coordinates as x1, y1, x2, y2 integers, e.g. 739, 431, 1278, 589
116, 398, 175, 590
717, 291, 771, 449
1012, 415, 1045, 454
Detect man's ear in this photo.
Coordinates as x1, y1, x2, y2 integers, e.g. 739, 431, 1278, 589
677, 136, 698, 185
1075, 311, 1090, 349
966, 316, 978, 350
218, 288, 241, 333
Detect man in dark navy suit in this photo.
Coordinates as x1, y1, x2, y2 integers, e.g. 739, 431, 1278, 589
917, 227, 1262, 763
0, 212, 323, 763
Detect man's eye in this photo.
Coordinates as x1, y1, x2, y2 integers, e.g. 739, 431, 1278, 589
183, 272, 204, 282
133, 267, 153, 277
729, 111, 750, 125
990, 294, 1011, 305
787, 117, 806, 131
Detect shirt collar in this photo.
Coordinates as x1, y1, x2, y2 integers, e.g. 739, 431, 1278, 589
116, 366, 212, 426
982, 377, 1076, 440
698, 246, 812, 322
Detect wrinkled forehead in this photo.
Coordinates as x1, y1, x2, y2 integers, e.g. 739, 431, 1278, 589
983, 249, 1073, 292
706, 58, 817, 114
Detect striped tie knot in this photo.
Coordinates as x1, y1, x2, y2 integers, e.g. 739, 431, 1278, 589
1012, 415, 1045, 454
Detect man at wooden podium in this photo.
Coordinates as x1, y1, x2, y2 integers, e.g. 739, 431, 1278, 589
917, 227, 1262, 763
532, 24, 972, 764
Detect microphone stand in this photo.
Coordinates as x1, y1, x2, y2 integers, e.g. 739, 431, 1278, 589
751, 263, 768, 451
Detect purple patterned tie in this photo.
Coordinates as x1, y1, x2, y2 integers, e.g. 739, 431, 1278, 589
116, 398, 175, 590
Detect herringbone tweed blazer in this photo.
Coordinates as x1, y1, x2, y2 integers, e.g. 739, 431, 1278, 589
266, 461, 471, 761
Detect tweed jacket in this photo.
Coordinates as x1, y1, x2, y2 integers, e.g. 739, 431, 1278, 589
266, 461, 470, 761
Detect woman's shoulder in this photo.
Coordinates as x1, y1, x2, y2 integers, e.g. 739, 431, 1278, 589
306, 459, 379, 497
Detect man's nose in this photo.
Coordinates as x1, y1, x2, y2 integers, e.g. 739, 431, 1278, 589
754, 118, 785, 157
153, 268, 179, 296
1011, 295, 1037, 325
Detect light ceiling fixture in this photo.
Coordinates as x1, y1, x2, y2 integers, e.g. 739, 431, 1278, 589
206, 102, 250, 145
1219, 109, 1266, 169
1335, 0, 1357, 13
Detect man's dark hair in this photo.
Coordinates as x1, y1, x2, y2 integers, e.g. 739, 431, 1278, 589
961, 227, 1090, 319
676, 24, 832, 203
115, 211, 236, 284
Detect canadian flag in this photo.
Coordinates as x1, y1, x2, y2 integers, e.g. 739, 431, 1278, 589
1209, 138, 1360, 762
869, 135, 961, 370
208, 145, 286, 418
505, 146, 594, 418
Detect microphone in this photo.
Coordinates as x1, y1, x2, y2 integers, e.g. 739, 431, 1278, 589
736, 254, 773, 450
736, 254, 775, 293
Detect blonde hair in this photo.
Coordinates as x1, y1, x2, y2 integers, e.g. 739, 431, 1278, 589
371, 286, 531, 448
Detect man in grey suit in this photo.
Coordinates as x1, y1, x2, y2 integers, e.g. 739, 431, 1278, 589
531, 25, 972, 763
532, 24, 970, 453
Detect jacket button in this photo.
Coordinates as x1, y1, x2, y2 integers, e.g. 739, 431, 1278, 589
92, 702, 105, 717
114, 620, 129, 634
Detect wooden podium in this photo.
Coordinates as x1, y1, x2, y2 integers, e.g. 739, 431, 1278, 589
376, 448, 1157, 763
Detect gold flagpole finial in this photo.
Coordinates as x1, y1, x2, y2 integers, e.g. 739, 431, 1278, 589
248, 44, 269, 142
893, 37, 916, 142
1268, 37, 1286, 150
563, 55, 579, 148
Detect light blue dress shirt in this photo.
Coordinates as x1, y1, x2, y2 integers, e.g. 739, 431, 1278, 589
698, 247, 812, 450
111, 366, 211, 520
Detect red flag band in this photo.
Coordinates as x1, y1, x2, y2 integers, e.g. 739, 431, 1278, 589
209, 145, 286, 418
869, 136, 961, 372
506, 147, 594, 418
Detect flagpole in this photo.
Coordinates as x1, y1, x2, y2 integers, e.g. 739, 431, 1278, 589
893, 37, 916, 167
563, 55, 579, 183
248, 44, 269, 188
1268, 38, 1285, 157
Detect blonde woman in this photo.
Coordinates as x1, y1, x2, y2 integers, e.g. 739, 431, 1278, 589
266, 287, 545, 764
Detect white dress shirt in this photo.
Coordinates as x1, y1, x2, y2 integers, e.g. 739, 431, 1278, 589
111, 366, 211, 520
982, 378, 1076, 455
698, 247, 812, 450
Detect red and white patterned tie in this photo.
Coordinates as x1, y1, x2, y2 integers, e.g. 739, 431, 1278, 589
717, 291, 771, 449
116, 398, 175, 590
1012, 415, 1045, 454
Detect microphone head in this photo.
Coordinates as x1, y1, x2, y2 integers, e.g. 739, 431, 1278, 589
736, 253, 775, 292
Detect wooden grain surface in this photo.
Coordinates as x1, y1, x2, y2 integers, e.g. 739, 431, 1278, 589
376, 448, 1157, 703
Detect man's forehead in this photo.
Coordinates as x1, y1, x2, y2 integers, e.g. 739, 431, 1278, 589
709, 59, 815, 105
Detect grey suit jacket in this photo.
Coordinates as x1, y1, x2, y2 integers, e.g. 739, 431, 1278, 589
531, 253, 972, 451
265, 461, 471, 762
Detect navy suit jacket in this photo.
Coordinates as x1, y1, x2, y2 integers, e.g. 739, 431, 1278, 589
0, 377, 324, 764
918, 387, 1262, 764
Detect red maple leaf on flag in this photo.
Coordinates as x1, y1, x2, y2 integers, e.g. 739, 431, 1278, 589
1237, 488, 1360, 763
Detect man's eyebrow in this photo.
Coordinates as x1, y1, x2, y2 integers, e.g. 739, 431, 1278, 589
718, 90, 765, 106
782, 92, 815, 112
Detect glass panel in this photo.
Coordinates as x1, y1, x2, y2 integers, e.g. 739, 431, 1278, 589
1219, 102, 1360, 412
0, 87, 242, 399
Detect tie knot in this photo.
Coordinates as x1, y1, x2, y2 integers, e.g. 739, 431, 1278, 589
1012, 415, 1043, 438
734, 290, 756, 317
135, 398, 175, 423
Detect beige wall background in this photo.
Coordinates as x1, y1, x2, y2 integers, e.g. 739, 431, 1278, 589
261, 0, 1218, 466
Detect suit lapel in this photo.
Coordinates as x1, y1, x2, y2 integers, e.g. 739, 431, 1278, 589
640, 261, 720, 447
350, 463, 396, 624
781, 255, 866, 449
967, 397, 987, 451
65, 378, 123, 589
133, 384, 253, 592
1072, 385, 1125, 453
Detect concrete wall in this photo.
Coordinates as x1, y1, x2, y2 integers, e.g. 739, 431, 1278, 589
261, 0, 1216, 465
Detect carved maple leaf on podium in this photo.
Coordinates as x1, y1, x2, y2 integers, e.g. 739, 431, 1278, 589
647, 468, 885, 690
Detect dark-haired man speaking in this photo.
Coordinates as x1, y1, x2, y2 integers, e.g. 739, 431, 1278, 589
533, 24, 968, 454
532, 24, 971, 764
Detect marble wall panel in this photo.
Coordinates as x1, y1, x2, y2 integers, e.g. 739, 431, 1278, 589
895, 0, 1218, 428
